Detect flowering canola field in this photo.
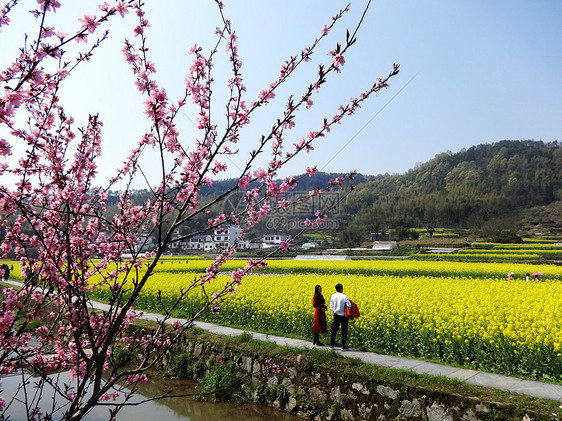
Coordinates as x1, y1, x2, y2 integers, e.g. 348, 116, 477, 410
88, 259, 562, 379
136, 258, 562, 280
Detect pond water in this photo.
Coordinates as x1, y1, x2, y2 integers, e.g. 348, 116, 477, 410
1, 371, 299, 421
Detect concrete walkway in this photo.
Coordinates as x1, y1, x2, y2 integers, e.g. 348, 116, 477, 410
4, 279, 562, 403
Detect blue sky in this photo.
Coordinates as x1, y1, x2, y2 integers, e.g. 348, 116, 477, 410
1, 1, 561, 187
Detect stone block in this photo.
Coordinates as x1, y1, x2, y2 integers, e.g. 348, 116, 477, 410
341, 408, 354, 420
461, 409, 479, 421
287, 366, 297, 379
309, 386, 327, 404
475, 403, 489, 413
241, 356, 252, 372
357, 402, 373, 419
282, 377, 294, 394
286, 396, 297, 412
331, 386, 343, 404
352, 382, 370, 395
399, 399, 422, 418
193, 343, 202, 357
376, 385, 398, 400
426, 402, 453, 421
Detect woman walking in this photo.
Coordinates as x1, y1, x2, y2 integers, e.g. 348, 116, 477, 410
313, 285, 327, 346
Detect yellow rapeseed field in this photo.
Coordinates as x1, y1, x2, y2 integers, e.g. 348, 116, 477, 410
7, 256, 561, 379
145, 258, 562, 280
128, 270, 562, 352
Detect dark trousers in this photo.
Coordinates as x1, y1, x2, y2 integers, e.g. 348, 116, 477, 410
330, 314, 349, 348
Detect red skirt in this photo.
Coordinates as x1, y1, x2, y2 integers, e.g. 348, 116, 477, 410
313, 308, 327, 334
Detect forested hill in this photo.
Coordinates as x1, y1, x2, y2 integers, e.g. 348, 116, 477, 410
339, 140, 562, 243
121, 140, 560, 241
198, 171, 370, 197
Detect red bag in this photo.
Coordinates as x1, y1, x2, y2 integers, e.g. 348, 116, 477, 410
345, 300, 360, 320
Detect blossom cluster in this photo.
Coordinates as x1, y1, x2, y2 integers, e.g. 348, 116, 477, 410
0, 1, 399, 418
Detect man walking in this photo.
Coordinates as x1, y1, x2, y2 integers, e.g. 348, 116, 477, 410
330, 283, 351, 350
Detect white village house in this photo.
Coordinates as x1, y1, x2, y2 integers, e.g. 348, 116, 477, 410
181, 225, 243, 252
260, 234, 291, 249
136, 226, 289, 253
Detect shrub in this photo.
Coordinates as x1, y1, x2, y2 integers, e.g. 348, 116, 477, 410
199, 363, 237, 401
110, 346, 137, 368
170, 353, 205, 379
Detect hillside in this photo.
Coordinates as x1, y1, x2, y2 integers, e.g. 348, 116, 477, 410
339, 140, 562, 245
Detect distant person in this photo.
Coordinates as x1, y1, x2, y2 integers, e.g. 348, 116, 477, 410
526, 273, 531, 281
330, 283, 351, 350
1, 264, 10, 280
312, 285, 327, 347
534, 273, 540, 282
508, 272, 514, 281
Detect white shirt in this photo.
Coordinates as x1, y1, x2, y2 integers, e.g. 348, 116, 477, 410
330, 291, 351, 316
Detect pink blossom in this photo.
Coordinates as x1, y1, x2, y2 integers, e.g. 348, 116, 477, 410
258, 83, 276, 103
38, 0, 61, 12
264, 358, 281, 374
307, 130, 321, 140
125, 373, 148, 385
238, 174, 251, 189
231, 268, 244, 285
75, 32, 88, 43
212, 161, 227, 174
331, 54, 345, 71
282, 119, 295, 130
78, 14, 99, 34
315, 210, 328, 225
115, 1, 129, 18
41, 26, 56, 38
253, 168, 268, 182
321, 25, 330, 35
230, 212, 240, 225
0, 138, 11, 156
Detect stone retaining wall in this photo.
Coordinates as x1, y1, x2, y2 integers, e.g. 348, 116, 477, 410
163, 336, 552, 421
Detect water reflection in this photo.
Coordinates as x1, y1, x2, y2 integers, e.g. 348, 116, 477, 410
1, 371, 298, 421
